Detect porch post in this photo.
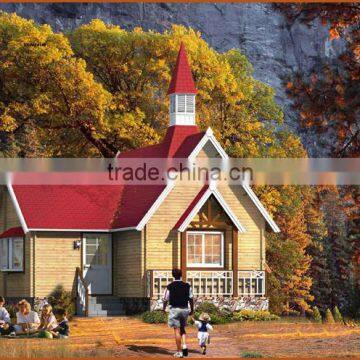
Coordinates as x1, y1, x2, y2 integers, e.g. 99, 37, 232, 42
181, 231, 187, 282
232, 228, 239, 297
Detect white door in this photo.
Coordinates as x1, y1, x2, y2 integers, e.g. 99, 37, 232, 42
83, 234, 112, 295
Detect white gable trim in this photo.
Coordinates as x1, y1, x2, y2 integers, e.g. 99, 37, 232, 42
6, 179, 29, 234
242, 183, 280, 233
135, 179, 176, 231
178, 184, 246, 233
188, 127, 228, 162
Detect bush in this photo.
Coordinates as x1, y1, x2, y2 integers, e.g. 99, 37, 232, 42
233, 310, 279, 322
48, 285, 75, 319
312, 306, 322, 323
195, 301, 219, 315
5, 304, 17, 320
325, 308, 335, 324
142, 310, 167, 324
333, 306, 343, 323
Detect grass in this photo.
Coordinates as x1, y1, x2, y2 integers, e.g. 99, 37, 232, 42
0, 340, 114, 358
241, 351, 264, 358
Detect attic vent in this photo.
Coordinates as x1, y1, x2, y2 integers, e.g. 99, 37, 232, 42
177, 95, 186, 113
186, 94, 195, 113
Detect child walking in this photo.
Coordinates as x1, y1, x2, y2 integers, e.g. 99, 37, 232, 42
193, 313, 213, 355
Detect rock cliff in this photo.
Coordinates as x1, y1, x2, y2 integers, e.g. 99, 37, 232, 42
0, 3, 344, 155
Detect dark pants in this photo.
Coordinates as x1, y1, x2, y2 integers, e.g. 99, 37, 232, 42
0, 324, 15, 335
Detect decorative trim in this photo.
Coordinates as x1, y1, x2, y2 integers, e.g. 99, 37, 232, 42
177, 185, 246, 233
6, 179, 29, 234
136, 179, 176, 231
188, 127, 229, 162
242, 184, 280, 233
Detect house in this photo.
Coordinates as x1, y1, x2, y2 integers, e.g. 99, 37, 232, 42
0, 44, 280, 316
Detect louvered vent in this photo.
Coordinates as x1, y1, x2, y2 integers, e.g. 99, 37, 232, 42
186, 95, 195, 113
177, 95, 186, 113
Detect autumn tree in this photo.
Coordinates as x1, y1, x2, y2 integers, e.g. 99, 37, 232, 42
0, 13, 318, 313
277, 3, 360, 316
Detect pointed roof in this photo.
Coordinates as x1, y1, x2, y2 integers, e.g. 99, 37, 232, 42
167, 43, 198, 95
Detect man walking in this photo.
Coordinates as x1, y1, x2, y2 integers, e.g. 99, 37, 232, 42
163, 268, 194, 358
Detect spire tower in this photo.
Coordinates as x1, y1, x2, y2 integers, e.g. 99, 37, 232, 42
167, 43, 197, 126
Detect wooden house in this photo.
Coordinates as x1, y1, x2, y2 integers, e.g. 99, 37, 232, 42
0, 44, 280, 316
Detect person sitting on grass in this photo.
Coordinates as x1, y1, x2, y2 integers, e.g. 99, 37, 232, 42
37, 304, 58, 338
192, 313, 213, 355
0, 296, 16, 336
14, 299, 40, 335
50, 309, 69, 339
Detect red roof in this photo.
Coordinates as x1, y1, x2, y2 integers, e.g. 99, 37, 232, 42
12, 185, 165, 230
174, 185, 208, 229
118, 125, 204, 159
0, 227, 24, 239
167, 43, 197, 95
11, 125, 205, 231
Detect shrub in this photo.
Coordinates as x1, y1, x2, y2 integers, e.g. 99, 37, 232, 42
48, 285, 75, 318
233, 310, 279, 322
325, 308, 335, 324
195, 301, 219, 315
333, 306, 343, 323
5, 304, 17, 320
312, 306, 322, 323
142, 310, 167, 324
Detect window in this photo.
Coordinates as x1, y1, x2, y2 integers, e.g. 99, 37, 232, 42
170, 95, 176, 113
0, 237, 24, 272
84, 234, 111, 267
187, 231, 223, 267
175, 94, 195, 114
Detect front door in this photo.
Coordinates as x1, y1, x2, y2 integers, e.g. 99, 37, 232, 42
83, 233, 112, 295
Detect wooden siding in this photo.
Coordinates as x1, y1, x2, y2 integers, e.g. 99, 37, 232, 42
33, 232, 81, 297
145, 181, 204, 271
0, 187, 32, 297
113, 230, 143, 297
218, 185, 265, 270
146, 181, 266, 274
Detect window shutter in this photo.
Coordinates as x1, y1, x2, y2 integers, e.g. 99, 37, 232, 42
186, 95, 195, 113
177, 95, 186, 113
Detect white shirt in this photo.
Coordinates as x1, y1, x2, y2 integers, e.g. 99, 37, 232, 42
16, 310, 40, 325
0, 307, 10, 323
163, 280, 194, 301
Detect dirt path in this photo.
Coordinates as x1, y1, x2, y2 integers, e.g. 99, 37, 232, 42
1, 317, 359, 357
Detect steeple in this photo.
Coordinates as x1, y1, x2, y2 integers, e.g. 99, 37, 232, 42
168, 43, 197, 126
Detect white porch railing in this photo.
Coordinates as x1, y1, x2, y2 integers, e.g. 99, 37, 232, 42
238, 270, 265, 296
76, 267, 90, 316
187, 270, 233, 296
147, 270, 265, 298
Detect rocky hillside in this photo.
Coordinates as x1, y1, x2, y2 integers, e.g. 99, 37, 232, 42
0, 3, 345, 155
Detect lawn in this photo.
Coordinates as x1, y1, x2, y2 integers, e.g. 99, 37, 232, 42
0, 316, 359, 358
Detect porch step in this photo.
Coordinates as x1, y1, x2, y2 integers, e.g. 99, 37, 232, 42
88, 296, 125, 317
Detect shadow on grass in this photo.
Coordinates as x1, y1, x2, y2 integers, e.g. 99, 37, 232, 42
126, 345, 173, 355
126, 345, 202, 356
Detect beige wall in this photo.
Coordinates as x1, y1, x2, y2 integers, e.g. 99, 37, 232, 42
113, 230, 143, 297
145, 181, 204, 271
145, 181, 266, 273
218, 185, 265, 270
0, 187, 31, 297
33, 232, 81, 297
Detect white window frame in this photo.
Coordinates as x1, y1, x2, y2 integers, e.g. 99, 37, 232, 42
0, 237, 24, 272
186, 231, 224, 268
